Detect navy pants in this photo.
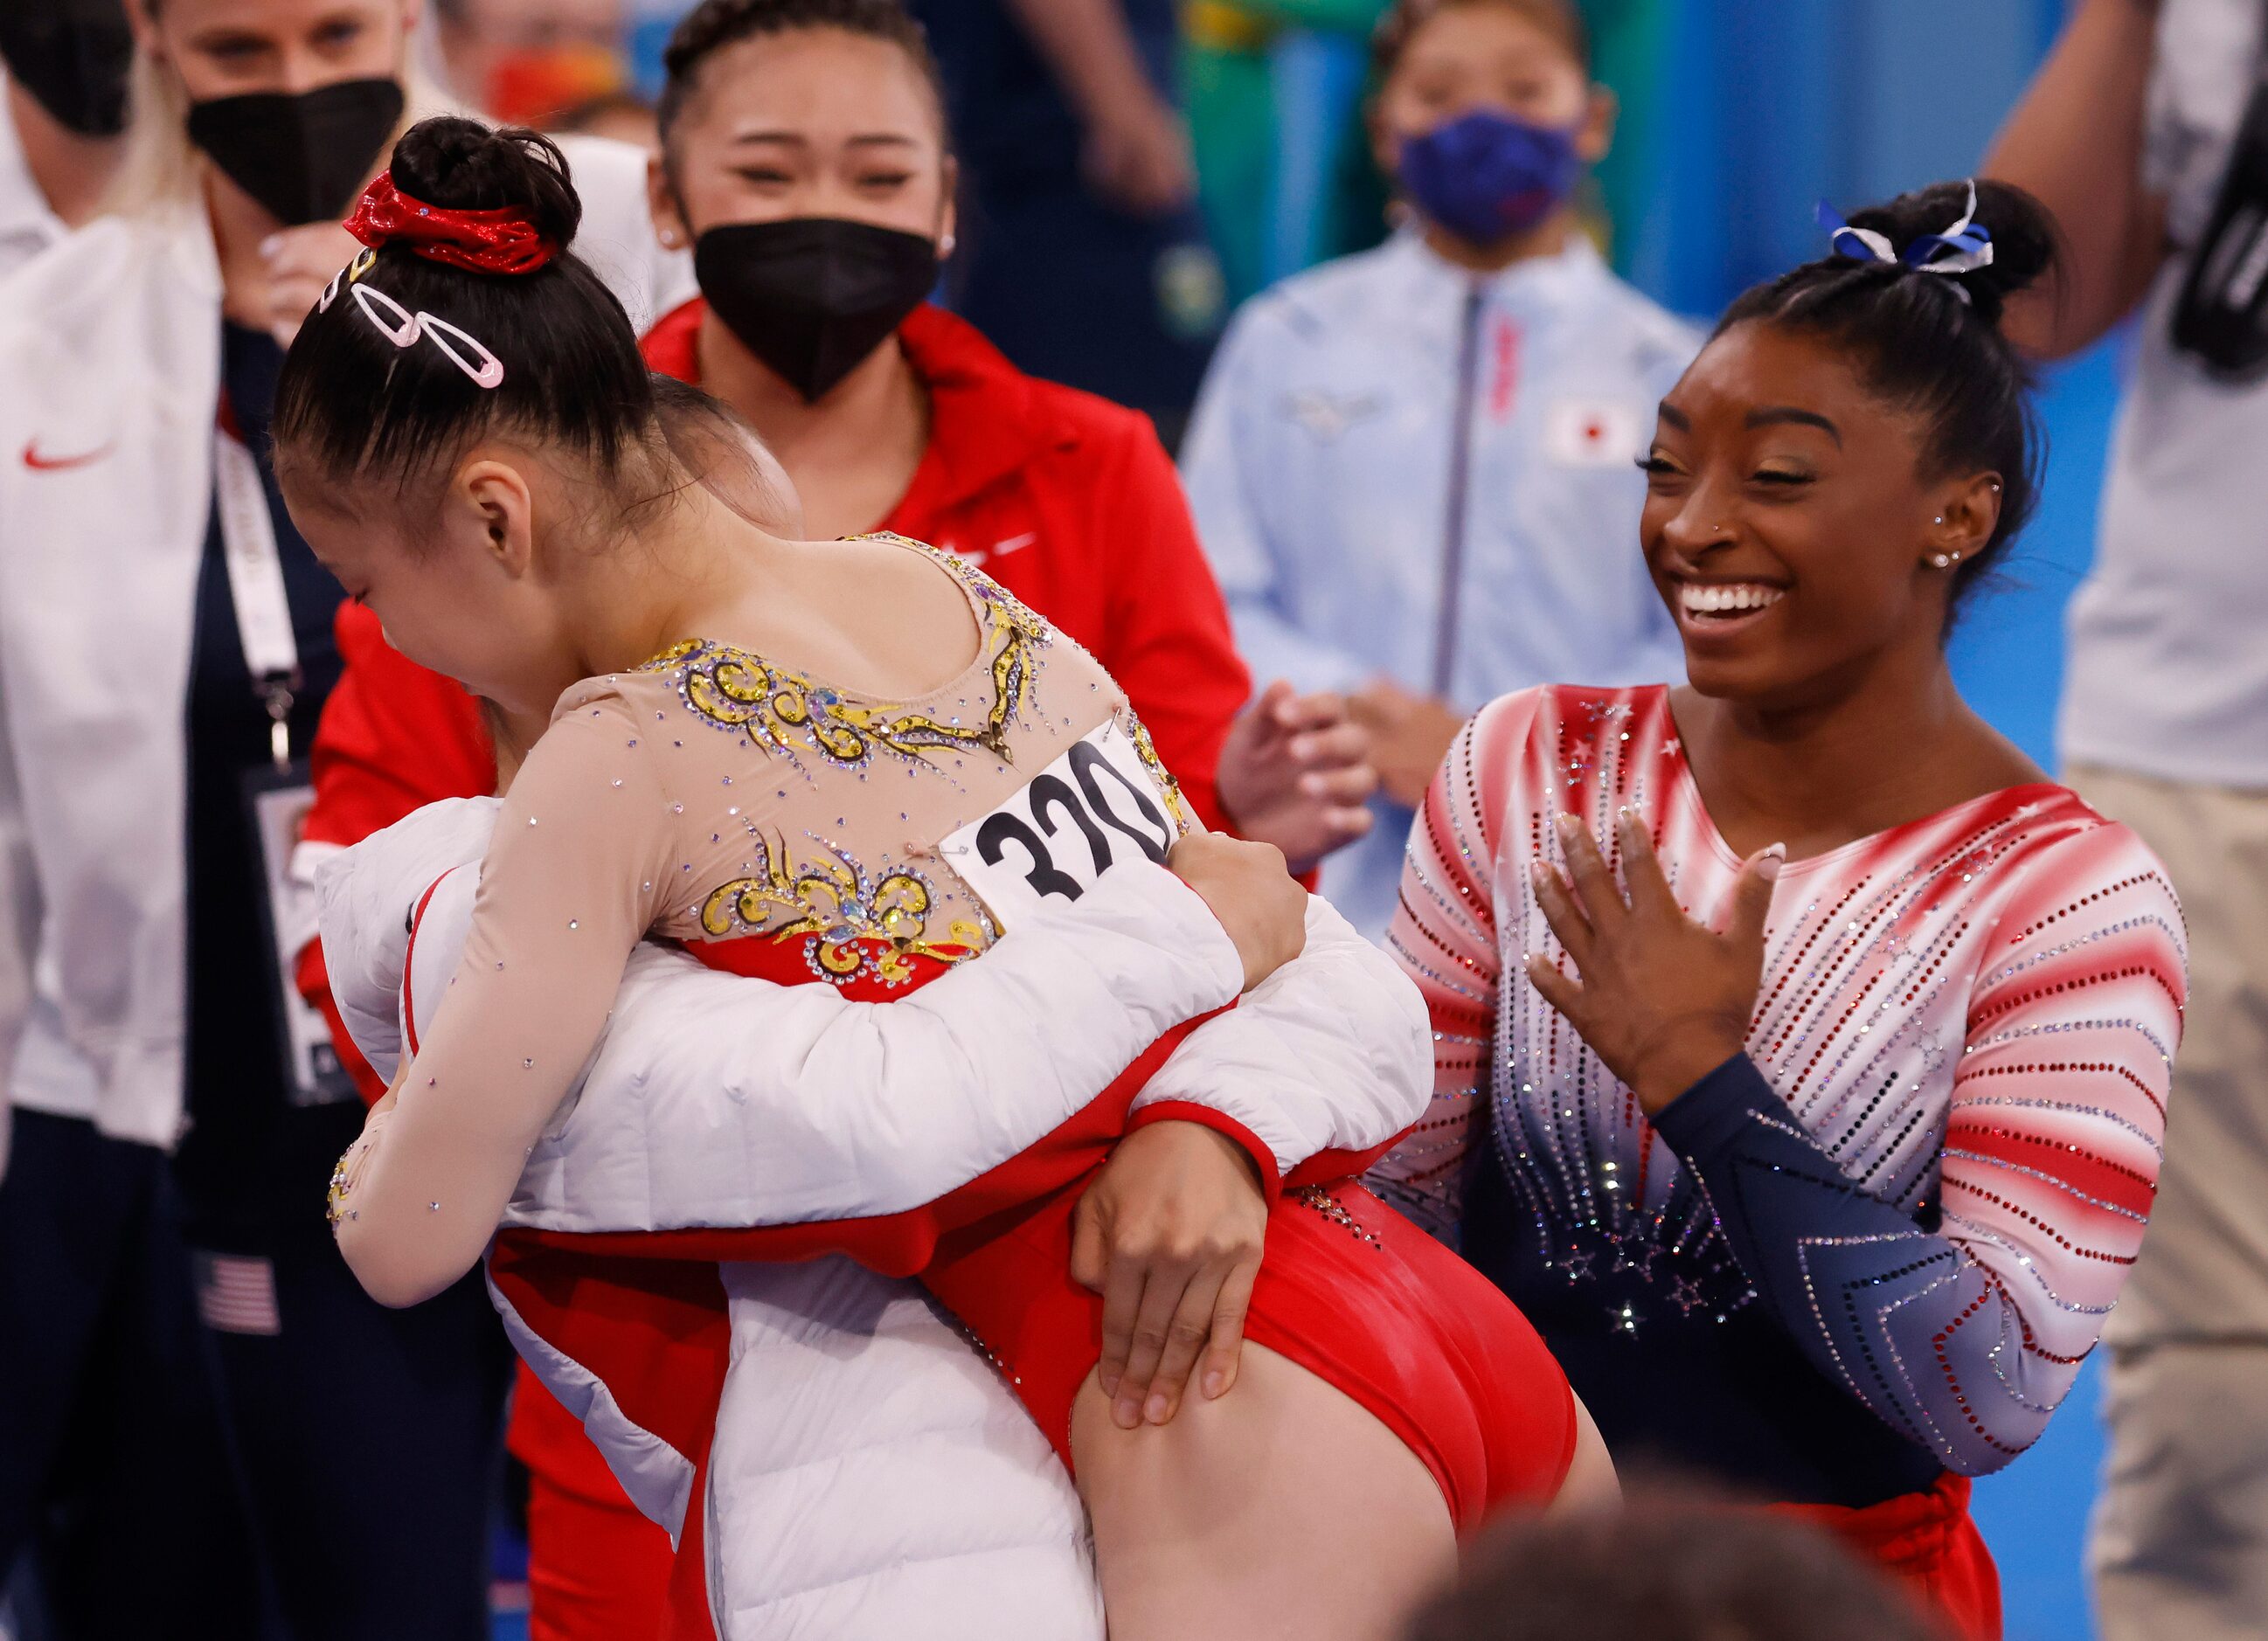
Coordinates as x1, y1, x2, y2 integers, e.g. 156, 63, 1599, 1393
193, 1214, 513, 1641
0, 1109, 513, 1640
0, 1111, 264, 1638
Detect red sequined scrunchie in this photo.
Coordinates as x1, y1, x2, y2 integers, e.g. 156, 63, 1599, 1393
343, 170, 558, 275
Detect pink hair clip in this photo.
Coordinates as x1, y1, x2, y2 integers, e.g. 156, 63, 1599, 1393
317, 271, 505, 390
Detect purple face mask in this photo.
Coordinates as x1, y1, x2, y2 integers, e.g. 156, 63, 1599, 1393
1397, 108, 1582, 248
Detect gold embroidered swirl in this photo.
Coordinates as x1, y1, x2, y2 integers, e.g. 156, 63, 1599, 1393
699, 834, 989, 987
639, 536, 1051, 770
1123, 709, 1194, 834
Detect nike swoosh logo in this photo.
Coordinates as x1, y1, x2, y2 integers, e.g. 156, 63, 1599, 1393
23, 440, 112, 472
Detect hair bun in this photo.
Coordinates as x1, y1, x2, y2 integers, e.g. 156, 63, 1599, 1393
385, 116, 582, 254
1840, 178, 2058, 328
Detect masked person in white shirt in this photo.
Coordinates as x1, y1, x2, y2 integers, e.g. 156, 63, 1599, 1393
0, 3, 684, 1634
1180, 0, 1696, 940
0, 0, 131, 276
1988, 3, 2268, 1635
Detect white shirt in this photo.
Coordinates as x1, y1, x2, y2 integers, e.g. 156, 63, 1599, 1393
2060, 0, 2268, 785
0, 80, 66, 281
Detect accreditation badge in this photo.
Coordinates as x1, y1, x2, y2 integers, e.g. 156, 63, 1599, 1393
243, 761, 361, 1107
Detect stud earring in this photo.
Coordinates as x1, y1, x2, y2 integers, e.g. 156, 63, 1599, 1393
660, 229, 679, 247
1931, 553, 1953, 569
1934, 515, 1945, 524
940, 232, 958, 258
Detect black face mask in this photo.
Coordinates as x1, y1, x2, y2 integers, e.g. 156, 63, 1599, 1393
186, 77, 405, 227
0, 0, 134, 138
694, 218, 940, 403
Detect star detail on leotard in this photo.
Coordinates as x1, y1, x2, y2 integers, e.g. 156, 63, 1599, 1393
1610, 1229, 1660, 1278
1292, 1183, 1384, 1250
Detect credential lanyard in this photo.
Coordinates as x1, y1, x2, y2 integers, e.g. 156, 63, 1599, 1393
212, 426, 301, 770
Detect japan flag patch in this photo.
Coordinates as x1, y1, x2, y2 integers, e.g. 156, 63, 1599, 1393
1543, 398, 1645, 467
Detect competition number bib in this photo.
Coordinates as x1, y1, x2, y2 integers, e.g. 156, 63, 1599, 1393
937, 717, 1189, 927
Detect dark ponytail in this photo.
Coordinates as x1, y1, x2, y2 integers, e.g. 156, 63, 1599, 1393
1716, 179, 2061, 606
274, 117, 661, 506
655, 0, 948, 153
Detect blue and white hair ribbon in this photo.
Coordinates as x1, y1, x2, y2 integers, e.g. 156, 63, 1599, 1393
1816, 180, 1995, 302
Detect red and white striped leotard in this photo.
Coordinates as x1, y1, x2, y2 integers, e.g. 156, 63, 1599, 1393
1376, 684, 2187, 1493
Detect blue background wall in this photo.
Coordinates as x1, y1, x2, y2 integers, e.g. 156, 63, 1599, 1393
1624, 0, 2064, 315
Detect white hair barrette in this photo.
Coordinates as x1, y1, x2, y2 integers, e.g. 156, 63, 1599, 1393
1816, 179, 1995, 303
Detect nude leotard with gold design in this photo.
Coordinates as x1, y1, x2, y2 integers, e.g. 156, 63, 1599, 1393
330, 535, 1182, 1227
558, 535, 1183, 998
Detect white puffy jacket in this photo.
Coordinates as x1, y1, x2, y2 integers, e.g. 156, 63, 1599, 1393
320, 797, 1431, 1639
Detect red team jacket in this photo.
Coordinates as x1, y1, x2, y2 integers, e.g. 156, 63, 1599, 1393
298, 301, 1252, 1511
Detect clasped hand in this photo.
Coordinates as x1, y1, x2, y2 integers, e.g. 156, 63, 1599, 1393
1523, 809, 1781, 1116
1216, 681, 1378, 874
1072, 1120, 1268, 1431
1057, 829, 1310, 1430
254, 222, 361, 348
